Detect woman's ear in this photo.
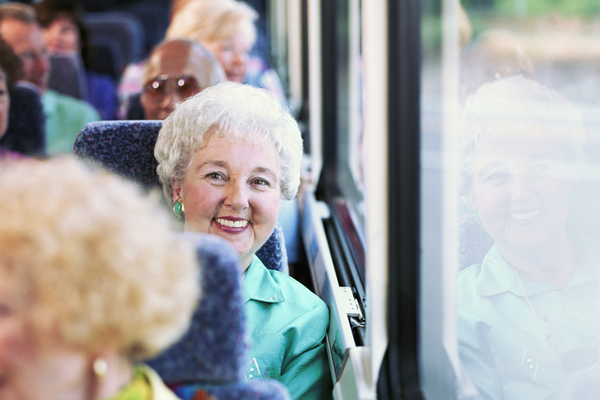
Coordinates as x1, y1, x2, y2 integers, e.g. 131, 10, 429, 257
172, 186, 183, 204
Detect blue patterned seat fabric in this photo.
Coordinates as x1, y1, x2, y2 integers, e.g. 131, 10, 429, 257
83, 11, 145, 77
73, 120, 288, 273
1, 84, 46, 156
459, 212, 494, 270
146, 233, 290, 400
48, 54, 88, 100
73, 120, 162, 189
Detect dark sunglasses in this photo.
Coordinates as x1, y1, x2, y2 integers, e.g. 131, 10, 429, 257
142, 75, 201, 103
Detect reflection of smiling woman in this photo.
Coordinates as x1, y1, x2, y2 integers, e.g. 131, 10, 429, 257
457, 76, 599, 399
154, 82, 332, 400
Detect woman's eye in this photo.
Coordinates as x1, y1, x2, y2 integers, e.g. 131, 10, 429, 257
206, 172, 224, 180
485, 171, 509, 184
252, 178, 270, 187
530, 161, 553, 177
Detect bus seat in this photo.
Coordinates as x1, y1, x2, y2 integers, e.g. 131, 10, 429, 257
73, 120, 162, 189
48, 53, 88, 100
83, 12, 145, 77
146, 232, 291, 400
73, 120, 289, 274
118, 2, 169, 53
87, 36, 124, 78
458, 212, 494, 270
256, 223, 289, 275
124, 92, 145, 120
0, 84, 46, 156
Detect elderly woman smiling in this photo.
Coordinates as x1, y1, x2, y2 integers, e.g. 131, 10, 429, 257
154, 82, 331, 400
0, 157, 199, 400
457, 76, 600, 399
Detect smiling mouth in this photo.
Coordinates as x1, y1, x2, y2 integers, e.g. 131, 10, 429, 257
510, 210, 541, 220
215, 218, 249, 228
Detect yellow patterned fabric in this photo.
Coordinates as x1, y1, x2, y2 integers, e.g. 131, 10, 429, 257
109, 365, 152, 400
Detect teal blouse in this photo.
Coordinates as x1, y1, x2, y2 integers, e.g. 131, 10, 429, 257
458, 241, 600, 399
243, 256, 333, 400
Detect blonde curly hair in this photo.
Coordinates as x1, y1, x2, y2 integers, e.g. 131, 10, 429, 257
166, 0, 257, 47
0, 157, 200, 360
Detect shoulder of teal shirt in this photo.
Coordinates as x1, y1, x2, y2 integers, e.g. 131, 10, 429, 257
457, 236, 600, 400
243, 256, 333, 400
42, 89, 101, 154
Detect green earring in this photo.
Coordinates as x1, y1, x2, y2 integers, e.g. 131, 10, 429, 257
173, 199, 185, 218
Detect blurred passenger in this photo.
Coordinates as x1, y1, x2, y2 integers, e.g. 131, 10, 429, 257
0, 157, 200, 400
0, 36, 23, 160
155, 82, 332, 400
167, 0, 255, 84
135, 38, 224, 120
460, 29, 534, 103
0, 2, 100, 154
35, 0, 119, 120
166, 0, 285, 106
458, 76, 599, 399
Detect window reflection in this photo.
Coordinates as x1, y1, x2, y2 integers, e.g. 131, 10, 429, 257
457, 2, 600, 398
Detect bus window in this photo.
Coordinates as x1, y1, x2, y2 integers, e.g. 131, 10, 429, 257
444, 1, 600, 399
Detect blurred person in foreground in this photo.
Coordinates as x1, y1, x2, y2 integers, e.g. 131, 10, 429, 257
458, 75, 600, 399
154, 82, 332, 400
0, 157, 199, 400
135, 38, 225, 120
0, 2, 99, 154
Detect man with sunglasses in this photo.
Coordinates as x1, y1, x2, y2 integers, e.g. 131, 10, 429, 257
139, 39, 225, 120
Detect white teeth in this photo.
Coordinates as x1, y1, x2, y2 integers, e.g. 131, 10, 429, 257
511, 210, 541, 220
215, 218, 248, 228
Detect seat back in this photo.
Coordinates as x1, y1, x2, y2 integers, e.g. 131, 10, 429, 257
48, 53, 88, 100
73, 121, 288, 273
146, 233, 246, 383
0, 84, 46, 156
145, 233, 290, 400
73, 120, 161, 189
84, 12, 145, 77
458, 212, 494, 270
124, 92, 146, 120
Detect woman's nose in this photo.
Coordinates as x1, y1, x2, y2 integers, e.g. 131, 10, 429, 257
233, 51, 246, 66
510, 174, 535, 200
225, 180, 249, 210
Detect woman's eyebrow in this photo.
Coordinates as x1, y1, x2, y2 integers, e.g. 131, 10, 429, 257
254, 166, 278, 177
195, 160, 228, 171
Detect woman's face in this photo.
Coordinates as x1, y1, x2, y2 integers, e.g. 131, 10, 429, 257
173, 134, 281, 270
42, 16, 80, 54
467, 127, 572, 252
0, 68, 10, 140
203, 32, 252, 83
0, 271, 89, 400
